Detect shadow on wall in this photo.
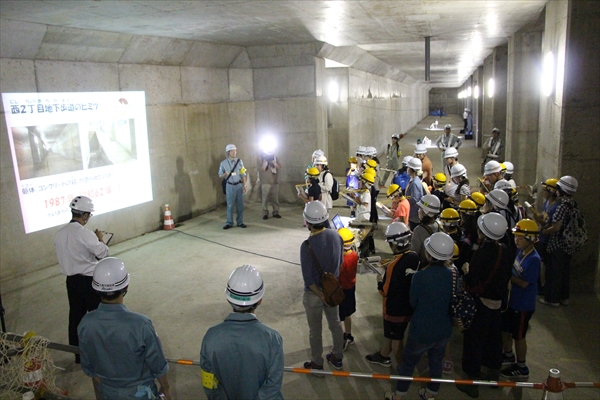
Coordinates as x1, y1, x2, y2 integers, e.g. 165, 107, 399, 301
174, 156, 195, 223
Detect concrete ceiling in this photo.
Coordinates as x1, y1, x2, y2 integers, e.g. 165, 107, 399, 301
0, 0, 546, 88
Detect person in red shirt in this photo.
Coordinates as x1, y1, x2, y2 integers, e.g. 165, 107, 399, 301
338, 228, 359, 350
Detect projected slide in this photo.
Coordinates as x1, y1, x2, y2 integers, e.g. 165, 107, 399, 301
2, 91, 152, 233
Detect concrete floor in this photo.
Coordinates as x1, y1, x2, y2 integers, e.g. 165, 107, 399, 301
3, 115, 599, 399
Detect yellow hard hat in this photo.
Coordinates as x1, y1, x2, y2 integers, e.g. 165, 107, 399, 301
364, 167, 377, 176
452, 243, 459, 260
338, 228, 355, 244
469, 192, 486, 207
512, 219, 539, 239
387, 184, 401, 197
458, 199, 477, 215
366, 159, 378, 168
433, 173, 447, 185
500, 163, 507, 173
307, 167, 320, 177
361, 171, 375, 184
542, 178, 559, 190
440, 208, 460, 226
348, 156, 357, 164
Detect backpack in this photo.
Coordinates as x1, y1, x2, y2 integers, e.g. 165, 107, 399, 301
561, 201, 587, 255
449, 267, 476, 332
323, 171, 340, 201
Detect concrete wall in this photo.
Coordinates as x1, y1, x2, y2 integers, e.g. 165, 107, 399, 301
429, 88, 459, 115
506, 14, 544, 187
0, 21, 431, 280
543, 0, 600, 293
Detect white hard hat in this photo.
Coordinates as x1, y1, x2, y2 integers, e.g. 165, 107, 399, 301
414, 143, 427, 154
314, 155, 328, 165
424, 232, 455, 261
445, 124, 452, 129
70, 196, 94, 213
312, 149, 324, 159
92, 257, 130, 293
484, 160, 502, 175
557, 175, 578, 195
225, 265, 265, 307
303, 201, 329, 224
402, 156, 413, 166
486, 189, 510, 210
492, 127, 500, 133
407, 157, 422, 171
392, 134, 400, 140
477, 212, 508, 240
366, 146, 377, 156
494, 179, 513, 192
225, 144, 237, 153
417, 194, 441, 216
444, 148, 459, 159
502, 161, 514, 175
356, 146, 367, 155
450, 163, 467, 178
385, 222, 412, 247
464, 108, 468, 111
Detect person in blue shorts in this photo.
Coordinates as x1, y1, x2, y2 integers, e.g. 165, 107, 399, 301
501, 219, 541, 379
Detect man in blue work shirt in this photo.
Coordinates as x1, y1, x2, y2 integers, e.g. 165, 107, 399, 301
219, 143, 247, 229
200, 265, 284, 399
78, 257, 171, 400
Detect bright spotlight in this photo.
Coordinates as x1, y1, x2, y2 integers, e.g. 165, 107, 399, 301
474, 85, 480, 99
328, 81, 339, 102
259, 135, 277, 155
541, 51, 555, 97
488, 78, 495, 98
467, 86, 472, 97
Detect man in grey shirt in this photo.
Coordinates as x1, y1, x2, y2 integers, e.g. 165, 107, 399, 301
300, 201, 345, 371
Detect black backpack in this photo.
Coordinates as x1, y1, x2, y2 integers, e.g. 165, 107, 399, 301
323, 171, 340, 200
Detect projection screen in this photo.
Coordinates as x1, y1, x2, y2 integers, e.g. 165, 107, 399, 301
2, 91, 152, 233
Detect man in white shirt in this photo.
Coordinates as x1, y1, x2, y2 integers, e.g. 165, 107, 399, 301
54, 195, 109, 362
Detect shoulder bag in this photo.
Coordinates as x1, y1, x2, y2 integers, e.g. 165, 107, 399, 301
304, 240, 345, 307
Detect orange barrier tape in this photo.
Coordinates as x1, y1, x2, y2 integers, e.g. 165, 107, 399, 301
165, 360, 598, 390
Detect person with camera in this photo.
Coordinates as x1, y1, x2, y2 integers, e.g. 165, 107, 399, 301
258, 150, 281, 220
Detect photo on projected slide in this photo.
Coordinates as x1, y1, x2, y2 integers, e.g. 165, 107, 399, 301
11, 124, 83, 180
86, 119, 138, 169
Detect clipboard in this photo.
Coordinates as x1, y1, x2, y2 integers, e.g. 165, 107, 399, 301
101, 231, 114, 245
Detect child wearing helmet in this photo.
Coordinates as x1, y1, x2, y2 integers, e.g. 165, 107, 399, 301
447, 164, 471, 206
385, 184, 410, 226
299, 167, 322, 203
366, 222, 420, 369
457, 213, 513, 398
337, 228, 359, 351
386, 232, 454, 400
500, 219, 541, 379
410, 194, 442, 265
348, 170, 373, 224
392, 156, 412, 191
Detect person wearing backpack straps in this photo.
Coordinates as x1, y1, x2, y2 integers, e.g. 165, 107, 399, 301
366, 222, 420, 369
314, 155, 334, 211
299, 201, 345, 372
410, 194, 442, 266
457, 212, 512, 399
384, 232, 454, 400
540, 175, 581, 307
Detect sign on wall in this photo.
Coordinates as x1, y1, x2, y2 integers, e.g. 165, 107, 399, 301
2, 91, 153, 233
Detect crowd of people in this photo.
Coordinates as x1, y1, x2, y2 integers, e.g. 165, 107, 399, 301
52, 126, 584, 399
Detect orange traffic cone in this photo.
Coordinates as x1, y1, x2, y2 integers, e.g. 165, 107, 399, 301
163, 204, 174, 230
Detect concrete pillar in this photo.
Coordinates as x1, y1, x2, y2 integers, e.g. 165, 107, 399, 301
563, 2, 600, 293
482, 45, 508, 161
506, 18, 544, 187
538, 0, 600, 293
